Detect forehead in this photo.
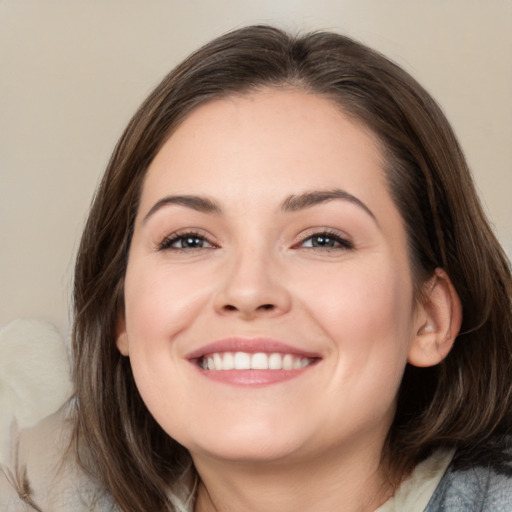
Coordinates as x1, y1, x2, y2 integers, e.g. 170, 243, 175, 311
141, 89, 388, 206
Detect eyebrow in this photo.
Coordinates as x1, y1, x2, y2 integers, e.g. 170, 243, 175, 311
281, 188, 377, 222
142, 195, 222, 224
142, 188, 377, 224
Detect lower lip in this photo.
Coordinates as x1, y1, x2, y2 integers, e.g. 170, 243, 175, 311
194, 366, 316, 386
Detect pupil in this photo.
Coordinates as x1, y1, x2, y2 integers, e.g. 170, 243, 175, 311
312, 236, 334, 247
183, 237, 202, 248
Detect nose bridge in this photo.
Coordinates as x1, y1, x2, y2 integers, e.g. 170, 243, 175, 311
214, 238, 290, 317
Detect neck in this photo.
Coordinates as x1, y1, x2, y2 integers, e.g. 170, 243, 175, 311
193, 442, 395, 512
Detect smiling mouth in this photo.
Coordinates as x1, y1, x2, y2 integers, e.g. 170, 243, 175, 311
198, 352, 316, 371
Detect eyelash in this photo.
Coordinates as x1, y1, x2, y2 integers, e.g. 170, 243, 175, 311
157, 231, 216, 251
296, 230, 354, 251
157, 229, 354, 252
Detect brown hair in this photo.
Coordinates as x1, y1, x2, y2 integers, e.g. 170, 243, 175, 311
71, 25, 512, 511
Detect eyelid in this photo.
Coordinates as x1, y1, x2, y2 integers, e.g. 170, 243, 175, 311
292, 228, 354, 250
156, 229, 217, 251
155, 227, 353, 252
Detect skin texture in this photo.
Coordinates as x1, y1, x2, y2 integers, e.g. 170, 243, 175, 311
116, 89, 461, 511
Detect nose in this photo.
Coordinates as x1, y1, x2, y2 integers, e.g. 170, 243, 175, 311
213, 246, 292, 320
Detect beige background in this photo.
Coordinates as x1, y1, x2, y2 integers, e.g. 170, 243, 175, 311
1, 1, 511, 337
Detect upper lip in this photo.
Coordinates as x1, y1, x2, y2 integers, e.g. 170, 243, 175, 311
185, 337, 322, 360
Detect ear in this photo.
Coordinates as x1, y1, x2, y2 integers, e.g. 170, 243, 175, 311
116, 317, 130, 356
408, 268, 462, 367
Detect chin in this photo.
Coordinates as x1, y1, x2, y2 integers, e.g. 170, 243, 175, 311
185, 423, 308, 464
194, 443, 302, 465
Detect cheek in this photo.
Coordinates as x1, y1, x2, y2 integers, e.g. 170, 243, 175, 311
302, 259, 412, 334
121, 262, 215, 419
296, 258, 414, 385
123, 261, 214, 351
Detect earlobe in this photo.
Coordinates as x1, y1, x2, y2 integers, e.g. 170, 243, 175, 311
408, 268, 462, 368
116, 318, 130, 356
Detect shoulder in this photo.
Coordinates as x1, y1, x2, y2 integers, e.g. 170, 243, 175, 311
425, 440, 512, 512
0, 404, 117, 511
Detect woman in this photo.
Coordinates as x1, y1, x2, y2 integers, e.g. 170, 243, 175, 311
2, 25, 511, 511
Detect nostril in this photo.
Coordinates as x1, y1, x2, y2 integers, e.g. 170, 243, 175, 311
220, 303, 276, 314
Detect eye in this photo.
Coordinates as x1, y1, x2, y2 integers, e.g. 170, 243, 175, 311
158, 232, 215, 251
299, 231, 354, 250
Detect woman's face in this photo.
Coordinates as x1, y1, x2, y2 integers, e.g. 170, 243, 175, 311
117, 89, 423, 467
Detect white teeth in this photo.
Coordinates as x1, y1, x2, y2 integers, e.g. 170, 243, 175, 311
200, 352, 313, 371
223, 352, 234, 370
268, 353, 282, 370
251, 352, 269, 370
292, 357, 304, 369
282, 354, 294, 370
233, 352, 251, 370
